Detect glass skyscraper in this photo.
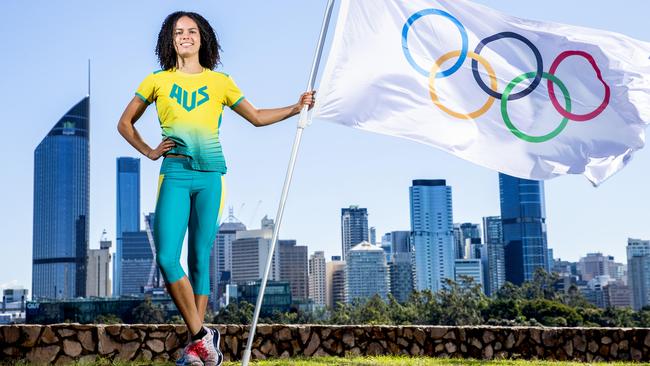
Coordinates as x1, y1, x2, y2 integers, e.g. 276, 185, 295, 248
120, 213, 161, 295
115, 157, 140, 297
499, 173, 549, 286
410, 179, 455, 293
483, 216, 506, 297
341, 206, 369, 261
33, 96, 90, 300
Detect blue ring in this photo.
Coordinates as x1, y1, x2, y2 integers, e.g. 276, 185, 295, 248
471, 31, 544, 101
402, 9, 468, 78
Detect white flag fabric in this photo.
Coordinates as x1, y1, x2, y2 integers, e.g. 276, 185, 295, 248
313, 0, 650, 185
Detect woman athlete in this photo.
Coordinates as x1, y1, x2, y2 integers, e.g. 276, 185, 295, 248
117, 11, 315, 366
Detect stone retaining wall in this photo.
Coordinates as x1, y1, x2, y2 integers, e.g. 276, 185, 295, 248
2, 324, 650, 364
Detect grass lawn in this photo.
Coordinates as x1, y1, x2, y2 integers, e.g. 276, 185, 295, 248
14, 357, 647, 365
218, 356, 646, 365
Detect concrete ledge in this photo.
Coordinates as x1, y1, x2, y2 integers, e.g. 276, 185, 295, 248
1, 324, 650, 364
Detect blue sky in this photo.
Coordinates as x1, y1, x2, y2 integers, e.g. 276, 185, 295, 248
1, 0, 649, 293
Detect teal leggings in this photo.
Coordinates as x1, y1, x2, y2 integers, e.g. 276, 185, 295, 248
153, 157, 225, 295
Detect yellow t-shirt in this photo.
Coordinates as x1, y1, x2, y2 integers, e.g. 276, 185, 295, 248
135, 68, 245, 172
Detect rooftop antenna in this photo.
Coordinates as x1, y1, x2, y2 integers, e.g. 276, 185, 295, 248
87, 59, 91, 97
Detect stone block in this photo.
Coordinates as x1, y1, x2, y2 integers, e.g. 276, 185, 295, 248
410, 343, 421, 356
430, 327, 446, 339
56, 327, 76, 338
573, 334, 586, 353
54, 355, 74, 365
482, 344, 494, 359
105, 325, 121, 336
165, 331, 180, 351
444, 342, 457, 353
21, 325, 42, 347
26, 345, 60, 364
4, 326, 20, 344
258, 325, 272, 336
63, 339, 82, 357
137, 349, 153, 361
305, 332, 320, 356
78, 330, 95, 351
97, 327, 119, 355
116, 341, 140, 361
299, 326, 311, 345
342, 332, 355, 348
252, 349, 266, 360
367, 342, 383, 355
277, 327, 292, 341
78, 354, 97, 364
482, 330, 495, 344
147, 339, 165, 353
120, 327, 140, 341
505, 333, 516, 349
563, 340, 573, 357
414, 328, 426, 346
40, 327, 58, 345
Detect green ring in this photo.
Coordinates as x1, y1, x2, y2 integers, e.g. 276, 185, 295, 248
501, 71, 571, 143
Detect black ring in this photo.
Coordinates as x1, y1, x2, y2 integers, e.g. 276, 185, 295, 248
471, 31, 544, 101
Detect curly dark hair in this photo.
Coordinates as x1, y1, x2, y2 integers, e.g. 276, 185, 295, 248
156, 11, 221, 70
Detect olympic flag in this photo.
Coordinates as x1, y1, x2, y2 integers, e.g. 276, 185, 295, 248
313, 0, 650, 185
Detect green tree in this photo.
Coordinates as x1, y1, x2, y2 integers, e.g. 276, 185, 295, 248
437, 276, 488, 326
598, 306, 636, 327
213, 301, 254, 324
482, 298, 521, 324
521, 268, 561, 301
634, 306, 650, 327
495, 282, 523, 301
93, 313, 123, 324
330, 301, 353, 325
131, 297, 165, 324
356, 295, 392, 325
520, 298, 583, 326
407, 290, 441, 325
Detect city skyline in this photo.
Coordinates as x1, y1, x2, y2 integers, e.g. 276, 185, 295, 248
3, 1, 650, 292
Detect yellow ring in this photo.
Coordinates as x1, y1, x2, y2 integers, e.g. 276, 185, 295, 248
429, 50, 498, 120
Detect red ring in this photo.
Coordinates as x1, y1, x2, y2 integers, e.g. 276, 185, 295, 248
547, 51, 610, 122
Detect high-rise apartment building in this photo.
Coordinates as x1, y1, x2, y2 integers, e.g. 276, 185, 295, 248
345, 242, 389, 303
627, 238, 650, 310
341, 206, 369, 261
308, 251, 327, 307
231, 219, 280, 285
279, 240, 308, 301
86, 232, 112, 297
326, 256, 346, 308
211, 210, 246, 307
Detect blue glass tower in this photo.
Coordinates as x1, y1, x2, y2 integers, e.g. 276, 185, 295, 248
115, 157, 141, 296
499, 173, 549, 285
410, 180, 455, 293
32, 97, 90, 300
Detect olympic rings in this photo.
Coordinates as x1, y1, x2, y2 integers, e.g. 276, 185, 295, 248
472, 32, 544, 101
429, 50, 498, 120
501, 72, 571, 143
402, 9, 468, 78
548, 50, 611, 122
402, 8, 611, 143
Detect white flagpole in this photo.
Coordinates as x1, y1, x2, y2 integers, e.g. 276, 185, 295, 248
240, 1, 336, 365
